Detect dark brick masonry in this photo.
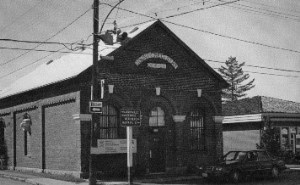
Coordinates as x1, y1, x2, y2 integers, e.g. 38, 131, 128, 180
0, 21, 227, 178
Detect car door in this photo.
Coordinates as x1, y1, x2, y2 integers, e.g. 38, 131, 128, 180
241, 151, 259, 174
257, 151, 273, 171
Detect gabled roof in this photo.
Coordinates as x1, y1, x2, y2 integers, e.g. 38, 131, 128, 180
0, 20, 226, 100
0, 21, 156, 99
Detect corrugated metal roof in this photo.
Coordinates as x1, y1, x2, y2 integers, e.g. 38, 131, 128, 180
0, 20, 156, 99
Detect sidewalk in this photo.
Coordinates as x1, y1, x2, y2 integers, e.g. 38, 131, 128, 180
1, 167, 300, 185
0, 169, 202, 185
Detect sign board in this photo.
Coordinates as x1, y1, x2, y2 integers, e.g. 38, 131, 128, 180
121, 108, 141, 127
89, 101, 102, 113
90, 139, 137, 154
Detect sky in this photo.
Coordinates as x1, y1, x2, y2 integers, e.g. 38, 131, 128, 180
0, 0, 299, 102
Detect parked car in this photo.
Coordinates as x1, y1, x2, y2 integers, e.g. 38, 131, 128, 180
197, 150, 287, 183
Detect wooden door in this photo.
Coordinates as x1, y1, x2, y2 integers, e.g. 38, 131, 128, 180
149, 128, 166, 173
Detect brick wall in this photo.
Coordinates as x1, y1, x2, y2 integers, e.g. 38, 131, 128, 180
0, 112, 12, 167
0, 90, 81, 176
44, 100, 80, 171
0, 21, 224, 177
78, 22, 224, 175
15, 107, 41, 169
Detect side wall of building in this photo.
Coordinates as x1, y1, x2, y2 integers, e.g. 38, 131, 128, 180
0, 90, 82, 177
223, 130, 261, 154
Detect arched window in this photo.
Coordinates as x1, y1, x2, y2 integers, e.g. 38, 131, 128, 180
189, 108, 205, 151
149, 107, 165, 127
99, 105, 125, 139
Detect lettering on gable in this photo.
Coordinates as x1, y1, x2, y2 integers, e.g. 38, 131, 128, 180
135, 52, 178, 69
147, 63, 166, 69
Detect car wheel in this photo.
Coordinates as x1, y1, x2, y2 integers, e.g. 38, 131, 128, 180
271, 166, 279, 179
231, 170, 241, 183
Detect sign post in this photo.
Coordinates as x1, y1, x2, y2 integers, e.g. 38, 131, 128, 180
127, 126, 133, 185
121, 108, 141, 185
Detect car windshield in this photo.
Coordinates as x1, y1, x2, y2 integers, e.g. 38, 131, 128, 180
223, 151, 246, 161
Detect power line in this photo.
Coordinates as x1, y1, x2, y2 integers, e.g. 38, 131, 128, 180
119, 19, 156, 28
212, 67, 300, 78
162, 20, 300, 54
161, 0, 240, 19
240, 0, 300, 15
150, 0, 212, 15
2, 1, 61, 39
204, 59, 300, 73
1, 2, 299, 80
0, 20, 152, 80
101, 2, 155, 19
0, 38, 88, 50
0, 46, 91, 55
0, 47, 66, 80
221, 1, 300, 22
0, 6, 93, 67
97, 3, 300, 55
235, 2, 300, 19
0, 38, 83, 45
0, 1, 43, 33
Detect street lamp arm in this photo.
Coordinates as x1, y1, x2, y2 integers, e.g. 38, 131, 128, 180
99, 0, 125, 34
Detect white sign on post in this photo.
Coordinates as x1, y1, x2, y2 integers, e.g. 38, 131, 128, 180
90, 139, 136, 154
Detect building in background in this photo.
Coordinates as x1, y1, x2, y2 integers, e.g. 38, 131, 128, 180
222, 96, 300, 154
0, 20, 227, 177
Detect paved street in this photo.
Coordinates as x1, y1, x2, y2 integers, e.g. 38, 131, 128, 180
0, 177, 32, 185
163, 171, 300, 185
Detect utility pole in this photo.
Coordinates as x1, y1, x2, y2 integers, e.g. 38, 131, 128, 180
89, 0, 99, 184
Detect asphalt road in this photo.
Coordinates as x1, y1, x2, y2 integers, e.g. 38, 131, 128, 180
0, 177, 31, 185
165, 170, 300, 185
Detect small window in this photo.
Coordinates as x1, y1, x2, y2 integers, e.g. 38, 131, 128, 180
149, 107, 165, 127
189, 108, 205, 150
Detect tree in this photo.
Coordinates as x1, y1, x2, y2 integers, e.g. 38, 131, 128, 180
256, 128, 281, 156
218, 57, 255, 102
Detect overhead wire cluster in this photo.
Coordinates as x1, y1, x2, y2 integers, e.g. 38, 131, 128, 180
0, 0, 299, 81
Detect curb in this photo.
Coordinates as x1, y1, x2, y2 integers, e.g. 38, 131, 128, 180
25, 179, 43, 185
0, 173, 28, 183
0, 174, 51, 185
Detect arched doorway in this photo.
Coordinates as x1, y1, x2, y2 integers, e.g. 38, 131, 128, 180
148, 106, 166, 173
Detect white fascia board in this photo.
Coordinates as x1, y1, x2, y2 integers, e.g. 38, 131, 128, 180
222, 114, 263, 124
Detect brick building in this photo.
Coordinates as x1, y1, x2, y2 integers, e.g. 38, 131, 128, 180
222, 96, 300, 154
0, 20, 227, 177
